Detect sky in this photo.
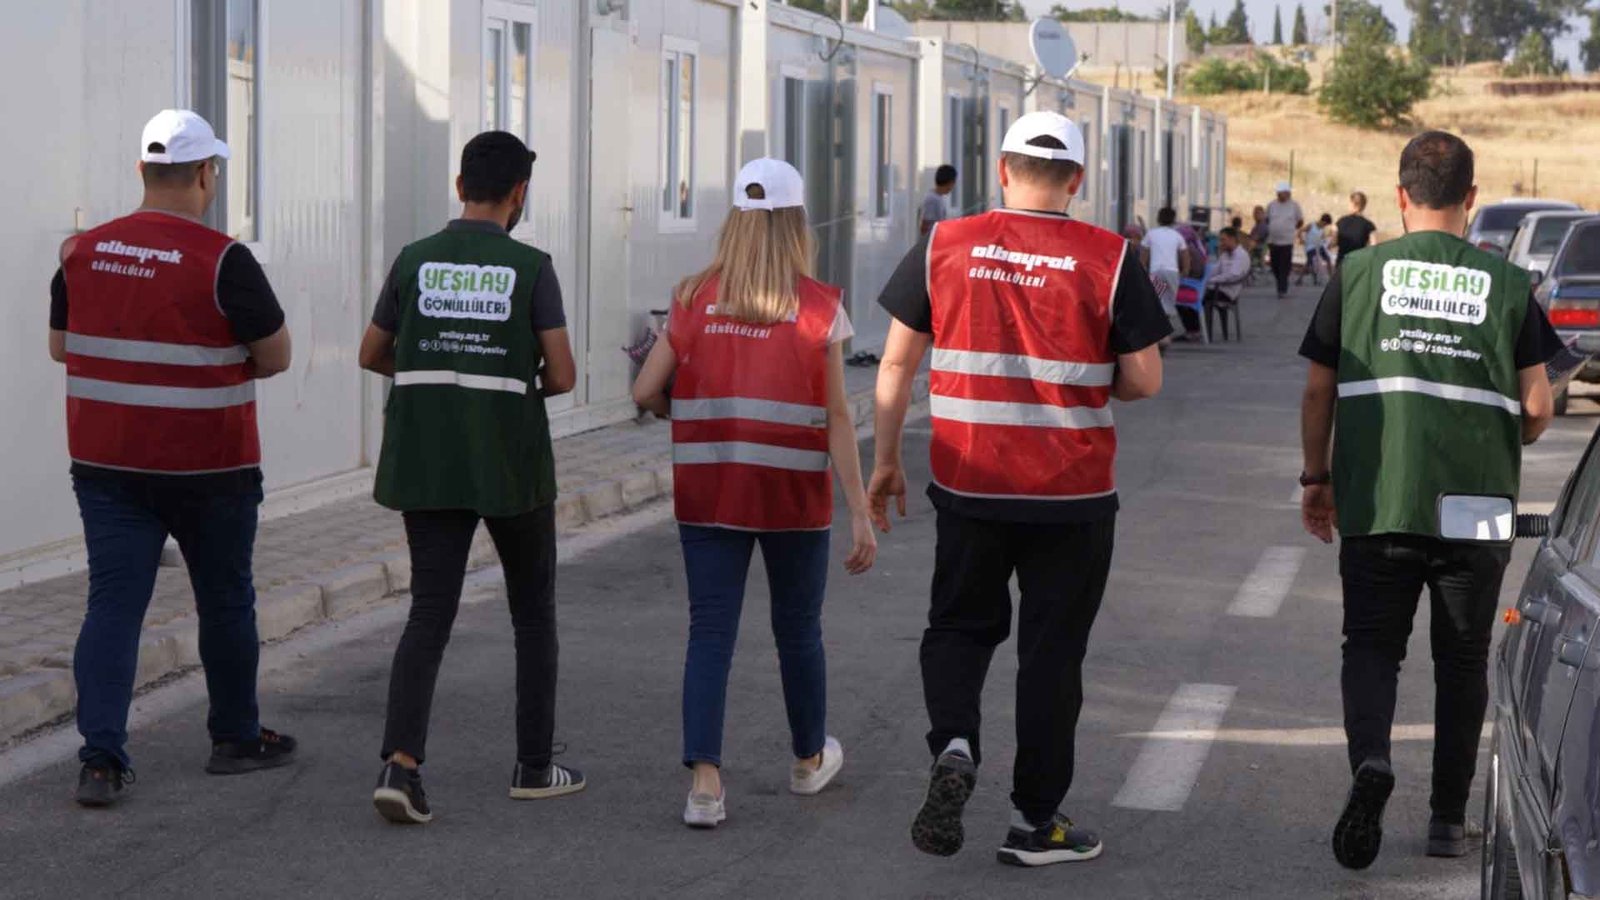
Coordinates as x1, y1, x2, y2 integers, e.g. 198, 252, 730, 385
1017, 0, 1591, 71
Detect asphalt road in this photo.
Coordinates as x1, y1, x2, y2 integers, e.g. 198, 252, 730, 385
3, 280, 1596, 900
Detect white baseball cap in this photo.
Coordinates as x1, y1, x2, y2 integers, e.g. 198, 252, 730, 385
140, 109, 231, 164
733, 158, 805, 210
1276, 180, 1292, 192
1000, 111, 1085, 165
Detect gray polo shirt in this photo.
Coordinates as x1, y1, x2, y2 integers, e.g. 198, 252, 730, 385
920, 191, 950, 227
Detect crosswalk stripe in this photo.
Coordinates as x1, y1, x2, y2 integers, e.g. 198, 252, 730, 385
1112, 683, 1236, 812
1226, 546, 1306, 618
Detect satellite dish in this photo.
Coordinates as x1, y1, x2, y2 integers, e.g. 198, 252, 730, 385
1029, 17, 1077, 80
870, 6, 913, 40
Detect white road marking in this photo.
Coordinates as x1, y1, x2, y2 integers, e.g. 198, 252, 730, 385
1118, 721, 1492, 747
1112, 683, 1236, 812
1288, 484, 1303, 505
1226, 546, 1306, 618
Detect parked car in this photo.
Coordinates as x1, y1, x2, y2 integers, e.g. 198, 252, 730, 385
1534, 217, 1600, 415
1483, 440, 1600, 900
1470, 199, 1582, 255
1508, 210, 1594, 276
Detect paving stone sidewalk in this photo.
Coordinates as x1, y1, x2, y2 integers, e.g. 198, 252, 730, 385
0, 369, 922, 744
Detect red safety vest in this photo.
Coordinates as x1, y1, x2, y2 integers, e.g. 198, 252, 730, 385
926, 209, 1124, 501
669, 274, 840, 531
61, 211, 260, 474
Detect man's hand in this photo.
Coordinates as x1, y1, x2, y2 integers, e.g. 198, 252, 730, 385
868, 464, 907, 533
1302, 483, 1337, 544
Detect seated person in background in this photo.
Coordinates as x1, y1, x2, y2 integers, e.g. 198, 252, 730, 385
1204, 227, 1251, 338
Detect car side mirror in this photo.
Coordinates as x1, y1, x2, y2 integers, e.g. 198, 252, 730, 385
1439, 494, 1515, 543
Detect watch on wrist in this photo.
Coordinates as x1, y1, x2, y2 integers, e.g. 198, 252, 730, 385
1299, 471, 1332, 487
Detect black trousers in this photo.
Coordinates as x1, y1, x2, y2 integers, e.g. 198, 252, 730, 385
1339, 535, 1510, 822
921, 509, 1114, 824
381, 505, 558, 768
1269, 243, 1294, 295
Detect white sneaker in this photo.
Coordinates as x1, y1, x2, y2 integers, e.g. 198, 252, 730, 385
790, 736, 844, 796
683, 790, 726, 828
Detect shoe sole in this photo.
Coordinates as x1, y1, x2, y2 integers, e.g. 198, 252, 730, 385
911, 758, 976, 857
509, 781, 586, 800
996, 843, 1105, 867
205, 753, 295, 776
75, 793, 117, 808
790, 744, 845, 796
683, 811, 727, 829
373, 787, 432, 824
1426, 835, 1468, 857
1333, 765, 1395, 870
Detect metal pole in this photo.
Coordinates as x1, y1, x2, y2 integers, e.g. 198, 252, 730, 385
1166, 2, 1177, 99
1533, 159, 1539, 197
1289, 149, 1295, 188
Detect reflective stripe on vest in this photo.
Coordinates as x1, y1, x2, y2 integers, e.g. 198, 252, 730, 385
62, 212, 259, 474
1338, 376, 1520, 416
925, 210, 1123, 501
393, 369, 529, 394
669, 275, 839, 531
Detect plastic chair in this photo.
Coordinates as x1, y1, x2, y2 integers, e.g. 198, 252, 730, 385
1175, 263, 1213, 344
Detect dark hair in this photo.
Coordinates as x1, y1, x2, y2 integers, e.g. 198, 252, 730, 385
1231, 215, 1243, 229
1319, 213, 1333, 225
935, 164, 958, 186
1220, 226, 1240, 241
1349, 190, 1368, 210
1157, 206, 1177, 226
460, 131, 536, 204
140, 143, 206, 188
1000, 136, 1082, 189
1399, 130, 1474, 209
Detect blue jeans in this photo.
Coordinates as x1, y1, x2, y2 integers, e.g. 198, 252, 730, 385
679, 525, 830, 767
72, 474, 265, 769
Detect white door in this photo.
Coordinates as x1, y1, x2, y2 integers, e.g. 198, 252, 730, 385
584, 24, 632, 409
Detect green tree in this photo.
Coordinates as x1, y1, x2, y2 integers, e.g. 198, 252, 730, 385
1406, 0, 1459, 64
1049, 5, 1153, 21
1584, 6, 1600, 72
1504, 29, 1561, 74
1222, 0, 1255, 42
1186, 8, 1209, 53
1462, 0, 1584, 62
1273, 5, 1284, 42
1319, 11, 1433, 127
1188, 57, 1261, 92
927, 0, 1028, 19
1292, 3, 1309, 42
787, 0, 872, 17
1327, 0, 1397, 41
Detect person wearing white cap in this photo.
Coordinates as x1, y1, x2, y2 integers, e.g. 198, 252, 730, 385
47, 109, 295, 807
870, 110, 1169, 867
631, 158, 877, 829
1266, 180, 1305, 298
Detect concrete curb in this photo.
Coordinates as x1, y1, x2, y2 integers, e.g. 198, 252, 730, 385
0, 376, 928, 746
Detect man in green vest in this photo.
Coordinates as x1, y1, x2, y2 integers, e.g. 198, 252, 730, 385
356, 131, 582, 825
1299, 131, 1561, 869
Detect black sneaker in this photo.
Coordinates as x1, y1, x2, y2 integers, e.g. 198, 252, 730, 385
997, 813, 1104, 867
1425, 814, 1481, 857
1333, 758, 1395, 869
205, 727, 297, 775
910, 749, 977, 856
372, 762, 432, 824
509, 761, 586, 799
75, 763, 133, 808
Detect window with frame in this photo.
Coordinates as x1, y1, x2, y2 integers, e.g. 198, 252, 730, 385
483, 4, 535, 224
781, 76, 806, 173
872, 88, 893, 219
191, 0, 260, 242
661, 40, 698, 225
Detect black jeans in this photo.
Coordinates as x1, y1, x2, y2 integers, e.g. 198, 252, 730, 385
1339, 535, 1510, 822
1269, 243, 1294, 295
921, 509, 1115, 824
381, 505, 558, 768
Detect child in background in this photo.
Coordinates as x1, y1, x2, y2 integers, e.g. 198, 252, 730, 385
1296, 213, 1333, 286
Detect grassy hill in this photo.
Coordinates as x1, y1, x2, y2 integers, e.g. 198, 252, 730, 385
1187, 62, 1600, 238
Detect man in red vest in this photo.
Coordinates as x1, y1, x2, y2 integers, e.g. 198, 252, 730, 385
871, 111, 1169, 868
48, 109, 296, 807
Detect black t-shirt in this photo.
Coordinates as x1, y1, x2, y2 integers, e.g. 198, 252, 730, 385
1335, 214, 1377, 262
51, 242, 284, 493
878, 212, 1173, 524
1298, 268, 1564, 370
370, 219, 567, 334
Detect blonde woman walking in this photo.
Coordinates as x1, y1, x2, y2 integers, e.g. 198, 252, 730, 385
631, 158, 877, 829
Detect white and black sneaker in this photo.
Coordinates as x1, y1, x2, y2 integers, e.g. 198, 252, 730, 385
911, 747, 977, 856
996, 813, 1104, 867
372, 762, 432, 824
509, 761, 586, 800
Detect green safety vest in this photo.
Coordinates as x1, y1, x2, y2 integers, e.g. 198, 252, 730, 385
1333, 230, 1529, 537
373, 226, 556, 516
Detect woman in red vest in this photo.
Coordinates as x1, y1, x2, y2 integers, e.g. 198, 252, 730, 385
632, 158, 876, 829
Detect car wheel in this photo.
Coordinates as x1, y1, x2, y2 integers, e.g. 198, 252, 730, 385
1483, 740, 1523, 899
1554, 390, 1569, 417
